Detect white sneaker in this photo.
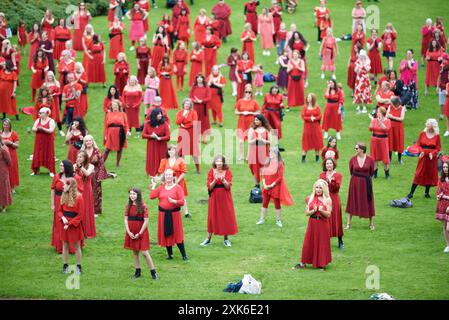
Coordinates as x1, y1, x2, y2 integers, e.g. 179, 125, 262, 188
362, 106, 367, 113
323, 132, 328, 139
331, 74, 336, 80
276, 220, 283, 228
30, 172, 36, 176
256, 219, 265, 225
129, 46, 135, 51
232, 92, 237, 96
321, 73, 325, 79
275, 60, 279, 64
267, 51, 271, 56
356, 106, 360, 113
444, 246, 449, 253
49, 173, 54, 178
336, 132, 341, 140
59, 130, 65, 137
444, 131, 449, 137
304, 81, 309, 88
200, 239, 211, 246
223, 240, 232, 247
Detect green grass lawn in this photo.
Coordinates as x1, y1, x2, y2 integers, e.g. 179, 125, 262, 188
1, 0, 449, 300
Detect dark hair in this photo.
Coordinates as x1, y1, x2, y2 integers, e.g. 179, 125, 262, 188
107, 85, 120, 99
71, 116, 87, 136
327, 136, 337, 148
241, 51, 250, 60
4, 61, 14, 72
33, 48, 47, 65
193, 74, 206, 87
322, 157, 337, 171
230, 48, 238, 54
356, 142, 367, 153
269, 85, 280, 94
440, 161, 449, 182
127, 187, 145, 215
180, 8, 187, 15
161, 54, 170, 67
212, 155, 229, 170
60, 160, 74, 178
155, 25, 166, 37
149, 108, 165, 127
288, 31, 308, 55
328, 79, 337, 94
251, 114, 271, 130
391, 96, 401, 107
407, 48, 414, 54
38, 86, 53, 105
388, 70, 397, 80
92, 34, 100, 44
429, 39, 440, 52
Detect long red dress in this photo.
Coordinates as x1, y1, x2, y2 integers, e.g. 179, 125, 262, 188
208, 74, 226, 123
54, 27, 72, 60
207, 168, 238, 236
123, 89, 143, 129
113, 61, 130, 94
109, 22, 125, 60
212, 3, 232, 39
189, 49, 204, 86
67, 132, 84, 164
413, 132, 441, 187
173, 49, 188, 77
262, 93, 283, 139
142, 121, 170, 176
236, 99, 260, 141
190, 85, 211, 136
261, 161, 294, 206
248, 128, 269, 183
346, 155, 375, 218
176, 109, 199, 157
367, 37, 383, 75
421, 25, 435, 58
244, 2, 259, 34
150, 185, 186, 247
302, 106, 324, 151
347, 54, 357, 90
369, 118, 391, 165
301, 196, 332, 268
75, 71, 88, 118
287, 59, 305, 107
74, 12, 90, 51
58, 194, 85, 244
320, 172, 343, 238
76, 168, 96, 238
0, 70, 17, 116
0, 146, 12, 207
158, 158, 188, 196
158, 64, 179, 109
151, 37, 167, 70
176, 15, 191, 44
2, 132, 19, 188
436, 180, 449, 222
136, 46, 151, 85
236, 59, 254, 100
201, 35, 222, 78
124, 204, 150, 251
241, 31, 256, 62
87, 42, 106, 83
322, 89, 343, 132
387, 105, 405, 153
104, 112, 129, 151
425, 49, 443, 87
27, 32, 41, 70
193, 15, 208, 43
31, 119, 55, 174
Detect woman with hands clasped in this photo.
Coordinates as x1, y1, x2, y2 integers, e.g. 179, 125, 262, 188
368, 107, 391, 179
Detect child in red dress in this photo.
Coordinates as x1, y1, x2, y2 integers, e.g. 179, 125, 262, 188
436, 162, 449, 253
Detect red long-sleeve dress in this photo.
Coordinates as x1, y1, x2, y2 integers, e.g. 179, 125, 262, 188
176, 15, 191, 44
262, 93, 284, 139
261, 161, 294, 206
248, 128, 269, 184
158, 158, 188, 196
367, 37, 383, 75
235, 99, 260, 141
124, 203, 150, 251
158, 64, 179, 109
369, 118, 391, 165
425, 49, 442, 87
236, 59, 254, 100
2, 131, 19, 188
123, 89, 142, 129
0, 70, 18, 116
150, 185, 186, 247
31, 59, 48, 90
193, 15, 208, 43
346, 155, 375, 218
108, 22, 125, 60
31, 119, 55, 174
142, 121, 170, 176
113, 60, 130, 94
287, 59, 305, 107
189, 49, 204, 86
87, 42, 106, 83
76, 168, 96, 238
190, 85, 211, 135
302, 106, 324, 152
319, 172, 343, 238
136, 45, 151, 85
241, 31, 256, 62
322, 89, 343, 132
387, 105, 405, 153
201, 35, 222, 78
151, 37, 167, 70
54, 26, 72, 60
58, 194, 85, 244
176, 109, 199, 157
244, 2, 259, 34
0, 146, 12, 207
173, 49, 188, 77
104, 111, 129, 151
27, 32, 41, 70
207, 168, 238, 236
413, 132, 441, 187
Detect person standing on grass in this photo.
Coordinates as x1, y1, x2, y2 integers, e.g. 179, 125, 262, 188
386, 96, 405, 164
190, 74, 212, 145
65, 117, 87, 164
240, 23, 257, 63
421, 18, 435, 67
176, 98, 200, 174
31, 107, 56, 177
353, 50, 371, 114
367, 29, 383, 84
136, 37, 152, 85
424, 39, 443, 96
256, 147, 293, 228
248, 115, 271, 188
262, 85, 284, 149
301, 93, 323, 163
258, 7, 275, 56
173, 41, 188, 91
124, 188, 159, 280
30, 48, 49, 102
345, 142, 375, 231
436, 162, 449, 253
319, 28, 338, 80
244, 0, 259, 35
287, 50, 305, 110
201, 155, 238, 247
62, 73, 82, 128
294, 178, 332, 271
113, 52, 130, 95
207, 65, 226, 127
123, 76, 143, 137
406, 119, 441, 199
0, 135, 12, 213
322, 79, 343, 141
126, 2, 148, 51
212, 0, 232, 43
235, 51, 255, 101
381, 23, 397, 71
227, 48, 241, 97
321, 136, 339, 162
108, 16, 125, 61
437, 54, 449, 124
150, 169, 188, 261
158, 54, 179, 110
369, 107, 391, 180
75, 151, 96, 238
1, 119, 19, 193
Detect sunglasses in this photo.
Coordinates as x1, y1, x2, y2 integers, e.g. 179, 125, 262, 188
245, 91, 252, 94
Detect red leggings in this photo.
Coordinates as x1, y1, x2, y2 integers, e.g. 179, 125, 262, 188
211, 108, 223, 123
262, 192, 281, 209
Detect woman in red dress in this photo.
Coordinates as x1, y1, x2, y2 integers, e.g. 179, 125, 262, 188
319, 27, 338, 80
72, 3, 92, 51
375, 81, 394, 114
17, 22, 27, 57
381, 23, 397, 71
201, 155, 238, 247
81, 24, 94, 70
407, 119, 441, 199
27, 24, 41, 70
30, 49, 49, 102
347, 44, 361, 93
75, 151, 96, 239
421, 19, 435, 67
58, 51, 75, 88
173, 41, 188, 91
159, 14, 175, 50
103, 100, 130, 167
189, 42, 204, 87
235, 52, 255, 100
353, 50, 372, 113
369, 107, 391, 179
248, 114, 271, 187
386, 96, 405, 164
124, 188, 159, 280
59, 178, 84, 275
74, 62, 89, 118
142, 108, 170, 177
113, 52, 130, 95
321, 136, 339, 162
287, 50, 305, 108
86, 35, 106, 85
425, 40, 443, 95
241, 23, 257, 62
351, 23, 366, 57
176, 99, 200, 173
158, 54, 179, 110
322, 79, 343, 140
235, 85, 260, 160
150, 169, 188, 260
54, 19, 71, 61
0, 136, 12, 212
158, 144, 190, 217
137, 0, 150, 33
294, 179, 332, 270
201, 27, 222, 78
436, 163, 449, 253
1, 119, 18, 191
152, 26, 169, 70
41, 9, 55, 41
287, 31, 310, 84
345, 142, 376, 230
126, 2, 148, 50
123, 76, 143, 136
108, 0, 121, 22
31, 107, 55, 176
262, 85, 284, 149
175, 8, 191, 48
32, 86, 53, 121
257, 147, 293, 227
244, 0, 259, 34
65, 117, 86, 164
301, 93, 323, 162
367, 29, 383, 83
108, 17, 125, 60
0, 61, 18, 119
136, 38, 151, 85
207, 65, 226, 126
190, 74, 211, 144
320, 158, 344, 248
193, 9, 208, 43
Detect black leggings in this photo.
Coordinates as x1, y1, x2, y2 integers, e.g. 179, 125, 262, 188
166, 242, 187, 258
409, 184, 431, 196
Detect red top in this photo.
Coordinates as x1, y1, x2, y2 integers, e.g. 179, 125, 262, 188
62, 83, 83, 108
302, 106, 322, 123
150, 185, 185, 208
262, 93, 284, 111
369, 118, 391, 136
416, 131, 441, 156
375, 90, 394, 108
176, 109, 198, 129
114, 61, 130, 76
57, 194, 84, 228
381, 31, 397, 52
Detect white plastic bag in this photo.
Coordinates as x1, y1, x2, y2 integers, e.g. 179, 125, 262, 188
238, 274, 262, 295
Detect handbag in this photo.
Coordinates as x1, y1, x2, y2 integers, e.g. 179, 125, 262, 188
263, 73, 276, 82
249, 187, 262, 203
73, 140, 83, 150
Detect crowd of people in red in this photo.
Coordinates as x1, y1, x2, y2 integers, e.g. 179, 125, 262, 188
0, 0, 448, 277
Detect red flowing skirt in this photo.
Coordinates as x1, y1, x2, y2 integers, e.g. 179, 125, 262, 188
302, 122, 323, 151
67, 144, 79, 164
81, 177, 96, 238
177, 127, 199, 157
79, 93, 88, 118
125, 106, 141, 129
124, 221, 150, 251
388, 121, 404, 153
152, 45, 166, 70
322, 102, 342, 132
246, 13, 258, 34
242, 42, 255, 62
0, 81, 17, 115
346, 176, 375, 218
54, 40, 68, 61
159, 76, 178, 109
87, 55, 106, 83
203, 49, 217, 78
157, 210, 184, 247
146, 140, 167, 176
7, 148, 19, 188
109, 34, 124, 60
413, 156, 439, 186
248, 143, 269, 183
263, 110, 282, 139
59, 221, 85, 244
368, 51, 383, 75
301, 218, 332, 268
287, 76, 304, 107
105, 127, 127, 151
31, 132, 55, 173
138, 60, 149, 85
31, 70, 46, 89
193, 103, 210, 135
73, 29, 83, 51
370, 136, 390, 164
189, 61, 203, 86
114, 74, 128, 95
426, 60, 440, 87
51, 96, 61, 123
208, 188, 238, 236
329, 193, 343, 238
52, 195, 83, 253
347, 63, 356, 90
28, 42, 39, 70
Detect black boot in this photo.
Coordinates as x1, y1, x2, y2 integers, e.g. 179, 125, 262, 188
338, 237, 344, 249
177, 242, 188, 261
133, 268, 141, 279
374, 169, 378, 178
15, 114, 19, 121
315, 155, 320, 162
385, 169, 390, 180
398, 153, 403, 164
63, 263, 69, 274
150, 269, 159, 280
424, 185, 431, 198
166, 246, 174, 260
407, 184, 418, 199
76, 264, 82, 275
301, 155, 306, 163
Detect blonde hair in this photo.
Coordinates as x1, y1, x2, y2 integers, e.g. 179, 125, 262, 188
147, 66, 156, 77
84, 24, 94, 36
182, 98, 193, 110
80, 134, 99, 151
74, 62, 85, 73
160, 168, 175, 184
117, 52, 127, 62
425, 119, 439, 135
307, 179, 332, 207
61, 178, 79, 207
